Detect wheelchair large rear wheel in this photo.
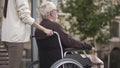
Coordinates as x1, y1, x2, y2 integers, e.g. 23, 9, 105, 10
50, 58, 84, 68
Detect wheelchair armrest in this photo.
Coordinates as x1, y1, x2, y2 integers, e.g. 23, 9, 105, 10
65, 48, 80, 52
64, 48, 89, 58
64, 48, 80, 57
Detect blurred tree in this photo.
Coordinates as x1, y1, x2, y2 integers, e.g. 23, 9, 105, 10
61, 0, 120, 45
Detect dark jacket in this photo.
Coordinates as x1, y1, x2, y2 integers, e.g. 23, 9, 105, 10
35, 19, 92, 50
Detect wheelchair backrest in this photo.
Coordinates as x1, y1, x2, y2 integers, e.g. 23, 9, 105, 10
35, 31, 64, 68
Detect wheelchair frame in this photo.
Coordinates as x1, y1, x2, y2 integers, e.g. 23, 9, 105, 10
27, 31, 91, 68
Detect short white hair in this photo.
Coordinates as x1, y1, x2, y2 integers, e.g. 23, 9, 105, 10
39, 1, 57, 18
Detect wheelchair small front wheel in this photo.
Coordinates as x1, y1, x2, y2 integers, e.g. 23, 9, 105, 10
50, 58, 84, 68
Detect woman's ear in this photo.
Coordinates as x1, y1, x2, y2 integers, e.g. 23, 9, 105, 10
50, 13, 52, 16
50, 11, 53, 16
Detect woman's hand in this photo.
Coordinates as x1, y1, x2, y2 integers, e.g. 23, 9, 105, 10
43, 28, 53, 36
32, 22, 53, 36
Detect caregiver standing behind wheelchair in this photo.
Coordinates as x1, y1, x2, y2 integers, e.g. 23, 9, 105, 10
1, 0, 53, 68
35, 1, 93, 68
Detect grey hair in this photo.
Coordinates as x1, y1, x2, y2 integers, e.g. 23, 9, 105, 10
39, 1, 56, 19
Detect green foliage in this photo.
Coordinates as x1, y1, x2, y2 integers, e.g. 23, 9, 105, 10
61, 0, 120, 45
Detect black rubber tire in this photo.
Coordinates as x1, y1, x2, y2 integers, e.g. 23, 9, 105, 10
50, 58, 84, 68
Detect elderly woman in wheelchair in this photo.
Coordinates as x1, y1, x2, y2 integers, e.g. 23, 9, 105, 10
28, 1, 94, 68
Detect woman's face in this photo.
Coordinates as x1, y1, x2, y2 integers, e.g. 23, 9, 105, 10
50, 9, 58, 21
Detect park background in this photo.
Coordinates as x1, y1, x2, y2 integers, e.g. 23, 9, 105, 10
0, 0, 120, 68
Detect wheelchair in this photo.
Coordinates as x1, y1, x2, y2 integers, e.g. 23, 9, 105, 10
27, 31, 92, 68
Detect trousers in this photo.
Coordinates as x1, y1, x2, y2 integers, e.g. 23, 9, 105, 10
4, 42, 24, 68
